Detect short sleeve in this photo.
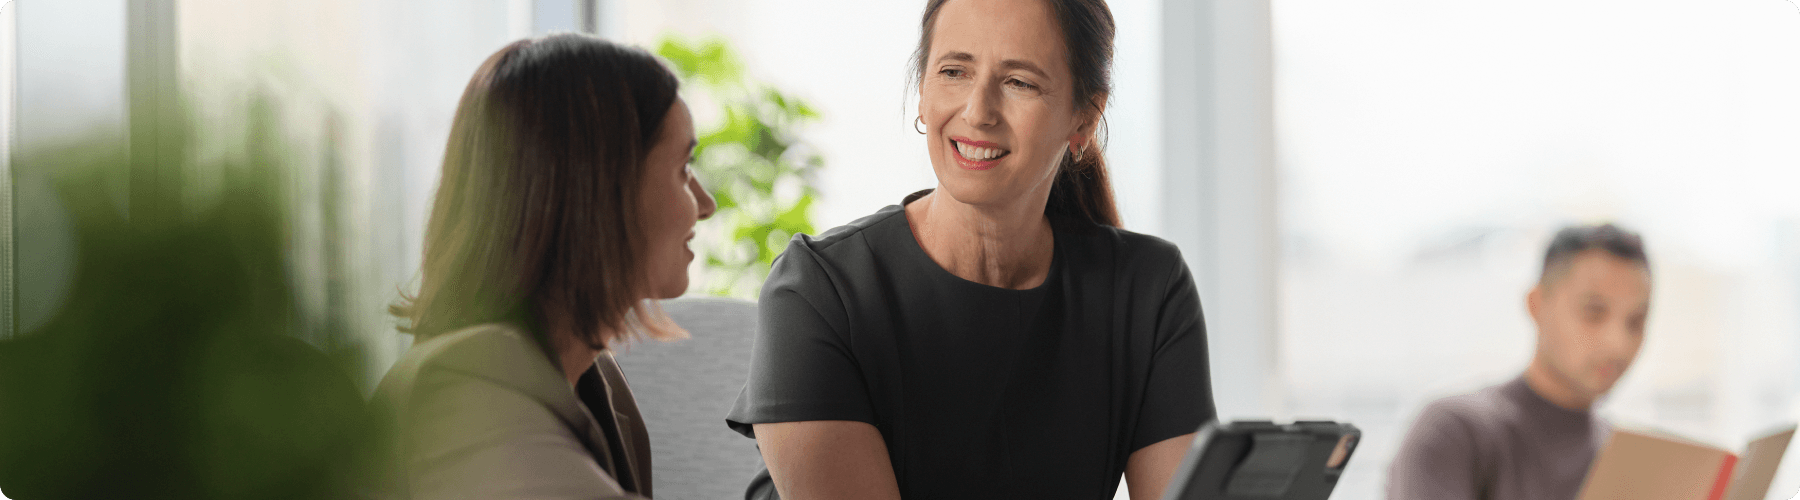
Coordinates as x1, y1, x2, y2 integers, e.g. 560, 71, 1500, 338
1130, 256, 1218, 451
1386, 400, 1483, 500
726, 242, 876, 438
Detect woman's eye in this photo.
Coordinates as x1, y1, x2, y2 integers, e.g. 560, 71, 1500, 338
1007, 78, 1037, 90
940, 68, 965, 78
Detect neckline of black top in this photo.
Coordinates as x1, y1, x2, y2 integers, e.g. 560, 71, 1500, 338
893, 189, 1062, 295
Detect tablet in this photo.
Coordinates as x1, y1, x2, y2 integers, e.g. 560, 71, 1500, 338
1159, 420, 1360, 500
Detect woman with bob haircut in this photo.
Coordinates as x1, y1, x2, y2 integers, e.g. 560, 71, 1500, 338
373, 33, 715, 499
726, 0, 1215, 498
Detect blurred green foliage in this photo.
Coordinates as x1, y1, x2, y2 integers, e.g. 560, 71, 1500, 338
0, 96, 376, 500
658, 35, 823, 299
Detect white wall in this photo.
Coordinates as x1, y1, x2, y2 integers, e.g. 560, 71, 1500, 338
1273, 1, 1800, 498
616, 0, 1166, 234
11, 0, 127, 336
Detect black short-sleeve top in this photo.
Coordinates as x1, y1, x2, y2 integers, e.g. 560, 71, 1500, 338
726, 193, 1216, 498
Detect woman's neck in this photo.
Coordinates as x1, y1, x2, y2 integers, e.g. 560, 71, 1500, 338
905, 188, 1055, 290
554, 330, 605, 387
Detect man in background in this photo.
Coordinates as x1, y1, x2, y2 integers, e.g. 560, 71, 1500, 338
1387, 223, 1652, 500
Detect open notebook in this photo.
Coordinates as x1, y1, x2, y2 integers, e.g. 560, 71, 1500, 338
1578, 424, 1796, 500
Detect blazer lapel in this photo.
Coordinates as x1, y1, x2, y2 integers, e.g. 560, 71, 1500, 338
594, 351, 654, 499
575, 403, 620, 486
545, 360, 644, 499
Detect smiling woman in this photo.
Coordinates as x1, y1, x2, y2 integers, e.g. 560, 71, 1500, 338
915, 0, 1121, 232
725, 1, 1217, 499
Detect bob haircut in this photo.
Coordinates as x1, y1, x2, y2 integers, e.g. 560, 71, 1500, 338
394, 33, 685, 350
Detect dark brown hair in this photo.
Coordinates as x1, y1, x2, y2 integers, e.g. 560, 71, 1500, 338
911, 0, 1122, 228
1540, 223, 1650, 285
393, 33, 684, 349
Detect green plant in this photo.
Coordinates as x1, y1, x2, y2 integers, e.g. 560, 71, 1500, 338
657, 35, 823, 299
0, 94, 378, 500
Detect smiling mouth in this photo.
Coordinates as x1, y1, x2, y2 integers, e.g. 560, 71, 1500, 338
951, 138, 1010, 169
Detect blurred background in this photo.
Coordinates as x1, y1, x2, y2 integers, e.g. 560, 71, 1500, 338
4, 0, 1800, 499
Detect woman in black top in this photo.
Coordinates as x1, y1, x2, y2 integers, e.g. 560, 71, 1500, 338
726, 0, 1215, 498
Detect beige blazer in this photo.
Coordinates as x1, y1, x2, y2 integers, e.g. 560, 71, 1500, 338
372, 323, 653, 499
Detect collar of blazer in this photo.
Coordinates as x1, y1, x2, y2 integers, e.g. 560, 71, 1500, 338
376, 323, 653, 497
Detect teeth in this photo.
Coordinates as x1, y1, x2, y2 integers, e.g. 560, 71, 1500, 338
955, 141, 1006, 161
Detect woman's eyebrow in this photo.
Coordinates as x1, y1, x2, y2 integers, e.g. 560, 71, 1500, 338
936, 51, 976, 65
935, 51, 1048, 78
1000, 59, 1047, 78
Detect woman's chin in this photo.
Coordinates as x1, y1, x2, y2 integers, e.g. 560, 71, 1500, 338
934, 181, 1017, 209
656, 279, 688, 300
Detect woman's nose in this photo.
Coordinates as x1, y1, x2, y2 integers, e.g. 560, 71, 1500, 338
692, 176, 718, 221
960, 84, 1001, 129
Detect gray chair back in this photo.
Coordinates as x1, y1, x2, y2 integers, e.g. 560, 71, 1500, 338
616, 296, 763, 500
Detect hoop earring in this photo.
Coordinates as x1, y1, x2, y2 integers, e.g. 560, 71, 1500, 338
1072, 145, 1086, 163
915, 116, 927, 135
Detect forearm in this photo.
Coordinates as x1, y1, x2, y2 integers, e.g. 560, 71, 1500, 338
1125, 433, 1193, 500
754, 421, 902, 500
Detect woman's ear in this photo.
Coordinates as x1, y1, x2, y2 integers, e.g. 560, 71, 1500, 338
1068, 126, 1092, 155
1071, 92, 1108, 142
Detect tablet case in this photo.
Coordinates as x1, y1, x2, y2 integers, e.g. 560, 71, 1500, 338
1161, 420, 1360, 500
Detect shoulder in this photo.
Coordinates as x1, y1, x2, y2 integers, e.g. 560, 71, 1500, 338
1390, 393, 1487, 479
1060, 221, 1185, 266
1389, 389, 1501, 499
1112, 227, 1187, 271
1060, 223, 1192, 293
375, 324, 565, 409
410, 324, 551, 376
787, 204, 906, 260
764, 204, 907, 291
1405, 386, 1510, 448
758, 207, 908, 328
1414, 392, 1489, 433
372, 327, 638, 499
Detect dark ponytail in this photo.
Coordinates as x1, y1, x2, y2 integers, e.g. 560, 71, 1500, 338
911, 0, 1122, 228
1049, 143, 1121, 228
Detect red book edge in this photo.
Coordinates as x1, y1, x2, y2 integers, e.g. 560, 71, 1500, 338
1706, 454, 1739, 500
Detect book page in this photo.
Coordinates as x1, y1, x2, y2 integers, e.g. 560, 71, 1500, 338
1725, 425, 1796, 500
1580, 428, 1735, 500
